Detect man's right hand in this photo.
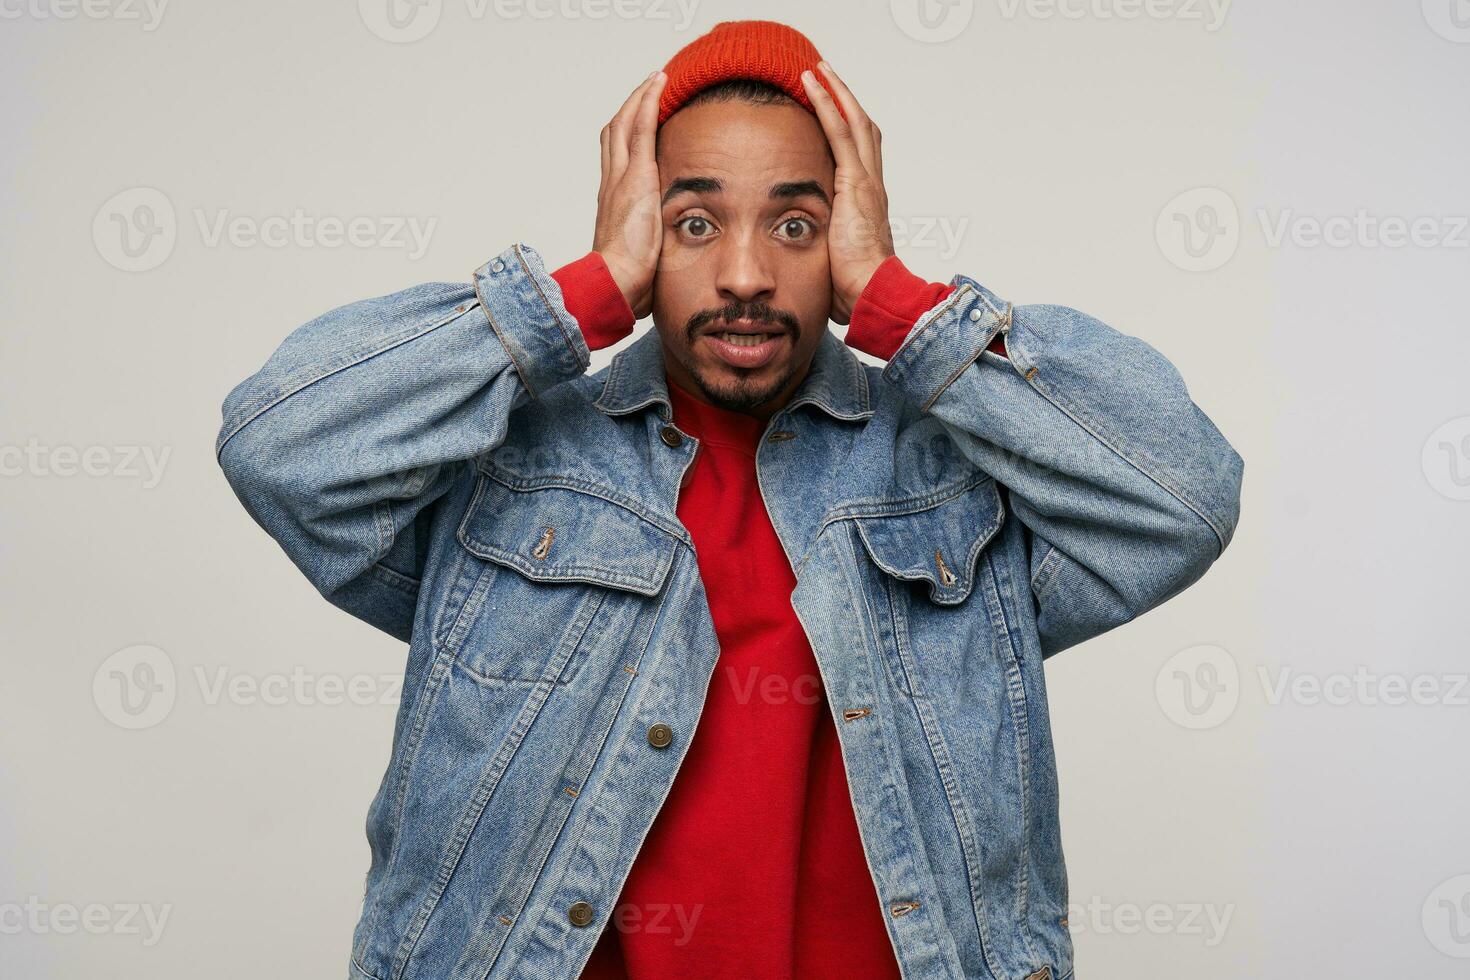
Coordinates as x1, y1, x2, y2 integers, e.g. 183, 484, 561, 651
593, 70, 667, 319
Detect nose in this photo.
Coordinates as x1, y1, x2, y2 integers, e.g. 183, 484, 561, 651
712, 231, 776, 308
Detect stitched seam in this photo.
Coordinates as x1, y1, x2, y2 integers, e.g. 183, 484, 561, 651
216, 302, 472, 459
372, 500, 394, 566
552, 550, 717, 980
1029, 545, 1064, 599
389, 672, 558, 979
377, 643, 457, 948
983, 549, 1043, 969
826, 470, 995, 522
473, 463, 689, 546
900, 635, 1004, 980
920, 319, 1003, 413
847, 523, 916, 700
455, 475, 677, 596
825, 530, 937, 978
881, 569, 920, 699
440, 559, 494, 660
1008, 329, 1231, 553
352, 953, 389, 980
844, 478, 1003, 598
462, 554, 665, 595
827, 481, 998, 587
885, 284, 974, 377
473, 266, 537, 400
365, 560, 421, 595
514, 244, 589, 373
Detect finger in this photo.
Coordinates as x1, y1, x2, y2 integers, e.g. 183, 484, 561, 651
800, 69, 865, 174
610, 71, 659, 176
817, 62, 880, 177
626, 71, 665, 172
600, 123, 611, 192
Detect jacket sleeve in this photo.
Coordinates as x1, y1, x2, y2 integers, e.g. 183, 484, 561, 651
879, 275, 1244, 658
215, 242, 591, 642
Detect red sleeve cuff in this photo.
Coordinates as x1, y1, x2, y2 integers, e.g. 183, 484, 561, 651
843, 255, 1007, 361
550, 250, 636, 352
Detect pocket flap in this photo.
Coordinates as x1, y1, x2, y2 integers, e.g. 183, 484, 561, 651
853, 477, 1005, 605
457, 476, 678, 596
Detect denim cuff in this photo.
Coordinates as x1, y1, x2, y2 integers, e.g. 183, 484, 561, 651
473, 242, 591, 399
881, 276, 1012, 412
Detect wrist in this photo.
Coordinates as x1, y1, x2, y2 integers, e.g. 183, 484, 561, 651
844, 255, 955, 362
847, 254, 889, 305
596, 251, 649, 318
550, 251, 636, 351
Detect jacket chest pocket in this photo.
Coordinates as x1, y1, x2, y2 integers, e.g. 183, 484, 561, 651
848, 475, 1006, 697
435, 472, 679, 686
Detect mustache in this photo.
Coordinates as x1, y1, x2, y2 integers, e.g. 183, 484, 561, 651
686, 301, 800, 337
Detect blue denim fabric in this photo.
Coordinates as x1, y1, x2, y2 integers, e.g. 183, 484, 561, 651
217, 242, 1243, 980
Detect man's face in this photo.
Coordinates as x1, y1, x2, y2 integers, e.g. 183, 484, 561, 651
652, 98, 835, 418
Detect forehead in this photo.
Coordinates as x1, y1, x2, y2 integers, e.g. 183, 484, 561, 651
655, 99, 833, 199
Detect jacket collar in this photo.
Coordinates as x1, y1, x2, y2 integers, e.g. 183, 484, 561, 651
592, 326, 874, 423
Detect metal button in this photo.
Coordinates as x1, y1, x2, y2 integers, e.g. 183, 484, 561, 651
567, 901, 595, 927
934, 548, 957, 587
659, 426, 684, 448
968, 307, 981, 321
490, 259, 505, 273
647, 723, 673, 749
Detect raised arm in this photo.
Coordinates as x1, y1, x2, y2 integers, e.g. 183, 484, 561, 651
880, 283, 1242, 656
216, 244, 595, 640
216, 72, 662, 641
804, 62, 1243, 657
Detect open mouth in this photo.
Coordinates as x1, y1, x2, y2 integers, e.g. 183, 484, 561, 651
712, 330, 778, 347
703, 327, 786, 369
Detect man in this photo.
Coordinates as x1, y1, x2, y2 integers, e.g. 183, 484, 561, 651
217, 20, 1242, 980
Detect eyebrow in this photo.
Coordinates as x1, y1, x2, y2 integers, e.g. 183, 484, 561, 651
661, 176, 830, 208
771, 180, 830, 208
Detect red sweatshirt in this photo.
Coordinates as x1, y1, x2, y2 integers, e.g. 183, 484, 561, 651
548, 251, 1004, 979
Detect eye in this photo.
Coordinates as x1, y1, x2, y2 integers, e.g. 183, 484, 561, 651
674, 215, 716, 240
775, 216, 817, 242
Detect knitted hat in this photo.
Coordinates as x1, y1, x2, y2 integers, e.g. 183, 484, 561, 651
656, 20, 845, 127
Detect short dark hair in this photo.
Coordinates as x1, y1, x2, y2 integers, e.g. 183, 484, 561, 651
675, 77, 801, 117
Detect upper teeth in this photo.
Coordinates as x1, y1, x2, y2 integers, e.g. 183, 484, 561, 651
720, 332, 767, 347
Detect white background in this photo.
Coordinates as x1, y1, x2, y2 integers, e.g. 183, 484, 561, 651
2, 0, 1468, 976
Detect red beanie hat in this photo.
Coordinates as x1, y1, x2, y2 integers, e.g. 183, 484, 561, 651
656, 20, 845, 127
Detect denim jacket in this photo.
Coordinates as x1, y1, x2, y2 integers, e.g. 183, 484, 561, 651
217, 242, 1243, 980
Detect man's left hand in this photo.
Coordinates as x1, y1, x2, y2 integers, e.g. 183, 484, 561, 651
801, 62, 895, 325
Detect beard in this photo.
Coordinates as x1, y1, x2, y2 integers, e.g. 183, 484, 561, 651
676, 299, 803, 412
685, 352, 804, 413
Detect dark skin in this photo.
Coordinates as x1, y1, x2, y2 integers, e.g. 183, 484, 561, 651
650, 98, 834, 419
593, 64, 896, 422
